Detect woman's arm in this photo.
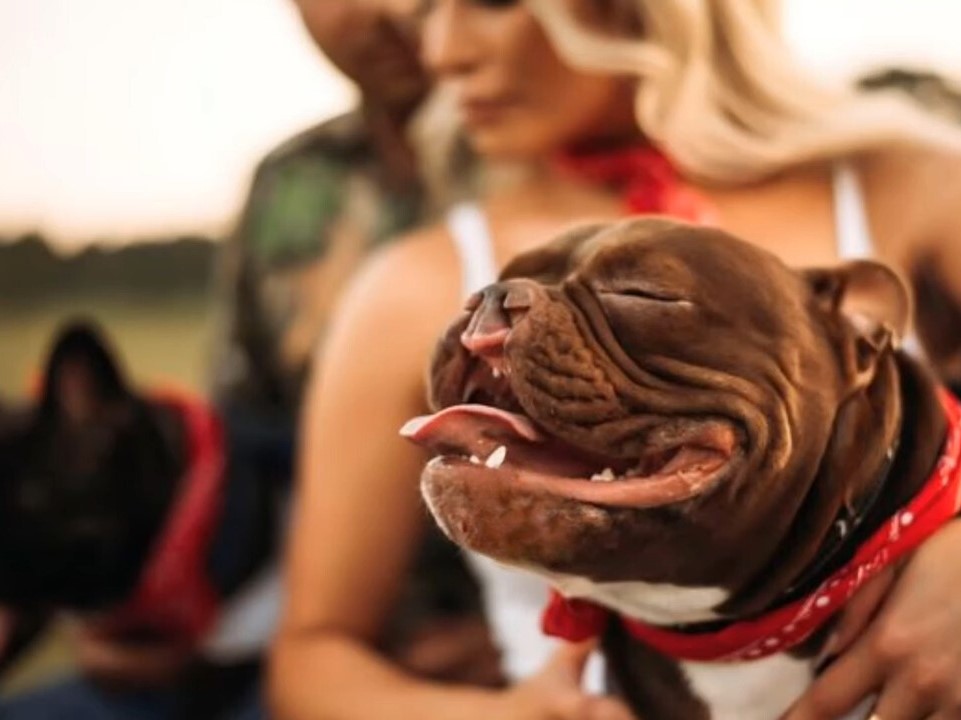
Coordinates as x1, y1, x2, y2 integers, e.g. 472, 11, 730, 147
918, 150, 961, 388
912, 263, 961, 394
863, 143, 961, 386
268, 238, 499, 720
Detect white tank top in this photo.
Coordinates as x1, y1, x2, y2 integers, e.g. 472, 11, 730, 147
832, 162, 876, 261
442, 163, 891, 687
833, 162, 922, 355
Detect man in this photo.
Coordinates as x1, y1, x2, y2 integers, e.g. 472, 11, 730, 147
212, 0, 492, 686
214, 1, 434, 417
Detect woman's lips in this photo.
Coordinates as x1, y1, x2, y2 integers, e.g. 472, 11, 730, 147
461, 97, 515, 126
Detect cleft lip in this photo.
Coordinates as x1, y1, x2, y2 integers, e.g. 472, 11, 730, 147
460, 327, 510, 355
459, 278, 540, 364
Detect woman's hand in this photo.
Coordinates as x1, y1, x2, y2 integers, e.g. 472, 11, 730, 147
785, 520, 961, 720
498, 641, 636, 720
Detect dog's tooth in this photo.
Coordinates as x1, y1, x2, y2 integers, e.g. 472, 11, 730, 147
591, 467, 616, 482
492, 367, 502, 379
485, 445, 507, 469
469, 455, 481, 465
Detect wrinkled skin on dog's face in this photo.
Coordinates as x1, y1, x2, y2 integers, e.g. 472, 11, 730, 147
405, 219, 907, 595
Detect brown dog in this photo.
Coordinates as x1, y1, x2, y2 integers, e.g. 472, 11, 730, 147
403, 218, 960, 719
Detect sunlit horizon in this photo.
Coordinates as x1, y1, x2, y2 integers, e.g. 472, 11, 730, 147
0, 0, 355, 248
1, 0, 959, 249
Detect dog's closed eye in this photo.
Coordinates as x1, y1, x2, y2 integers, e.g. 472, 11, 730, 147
599, 288, 694, 306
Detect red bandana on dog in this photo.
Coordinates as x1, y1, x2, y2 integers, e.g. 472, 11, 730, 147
543, 388, 961, 663
105, 390, 225, 643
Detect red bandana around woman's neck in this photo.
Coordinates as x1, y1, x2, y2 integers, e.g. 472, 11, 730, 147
553, 143, 719, 225
543, 388, 961, 663
104, 390, 226, 643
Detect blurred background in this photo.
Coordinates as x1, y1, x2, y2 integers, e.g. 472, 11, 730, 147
1, 0, 960, 698
2, 0, 961, 398
1, 0, 350, 398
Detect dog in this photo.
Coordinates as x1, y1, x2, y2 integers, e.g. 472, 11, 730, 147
404, 218, 960, 719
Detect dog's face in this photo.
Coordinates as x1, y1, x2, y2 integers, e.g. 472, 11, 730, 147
0, 322, 179, 610
406, 219, 909, 592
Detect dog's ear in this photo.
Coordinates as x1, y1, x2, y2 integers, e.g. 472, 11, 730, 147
804, 260, 912, 389
40, 320, 130, 424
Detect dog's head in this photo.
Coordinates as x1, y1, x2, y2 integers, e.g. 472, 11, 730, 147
406, 219, 909, 606
0, 321, 180, 610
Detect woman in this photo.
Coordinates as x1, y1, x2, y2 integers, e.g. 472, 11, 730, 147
270, 1, 961, 719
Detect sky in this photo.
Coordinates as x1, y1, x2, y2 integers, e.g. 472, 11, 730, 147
0, 0, 959, 249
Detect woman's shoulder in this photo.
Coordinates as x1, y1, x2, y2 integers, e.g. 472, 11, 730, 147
856, 140, 961, 256
365, 222, 460, 283
335, 221, 465, 333
859, 140, 961, 190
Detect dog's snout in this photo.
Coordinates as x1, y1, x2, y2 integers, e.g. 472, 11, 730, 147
460, 281, 538, 354
503, 283, 536, 311
461, 287, 510, 353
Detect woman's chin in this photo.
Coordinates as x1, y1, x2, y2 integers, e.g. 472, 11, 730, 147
466, 128, 561, 163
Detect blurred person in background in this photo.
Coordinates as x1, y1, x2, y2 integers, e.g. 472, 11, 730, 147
212, 0, 432, 417
271, 1, 961, 719
210, 0, 499, 691
0, 2, 498, 719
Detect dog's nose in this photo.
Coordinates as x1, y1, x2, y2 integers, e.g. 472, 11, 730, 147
460, 281, 536, 354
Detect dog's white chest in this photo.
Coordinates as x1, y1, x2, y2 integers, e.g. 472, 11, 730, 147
681, 656, 873, 720
544, 574, 729, 625
681, 654, 811, 720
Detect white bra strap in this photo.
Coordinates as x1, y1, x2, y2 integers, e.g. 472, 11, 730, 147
832, 162, 875, 260
446, 202, 499, 299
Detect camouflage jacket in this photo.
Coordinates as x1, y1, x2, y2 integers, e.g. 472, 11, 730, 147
210, 111, 488, 660
212, 111, 428, 419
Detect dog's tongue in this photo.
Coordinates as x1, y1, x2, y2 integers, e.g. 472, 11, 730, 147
400, 404, 543, 457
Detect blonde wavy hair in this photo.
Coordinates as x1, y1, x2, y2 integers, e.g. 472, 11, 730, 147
525, 0, 961, 184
